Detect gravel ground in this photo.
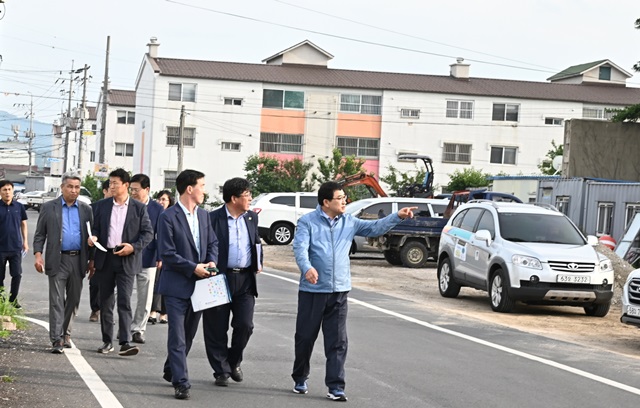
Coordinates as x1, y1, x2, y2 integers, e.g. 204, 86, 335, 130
264, 242, 640, 359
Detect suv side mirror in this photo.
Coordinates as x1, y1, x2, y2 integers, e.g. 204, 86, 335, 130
586, 235, 599, 246
475, 229, 492, 246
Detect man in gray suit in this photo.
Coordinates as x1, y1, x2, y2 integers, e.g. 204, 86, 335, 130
33, 172, 93, 354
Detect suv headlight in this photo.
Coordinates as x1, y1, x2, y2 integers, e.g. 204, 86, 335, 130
599, 258, 612, 272
512, 255, 542, 269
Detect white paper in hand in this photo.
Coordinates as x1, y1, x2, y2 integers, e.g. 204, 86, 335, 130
86, 221, 107, 252
191, 274, 232, 312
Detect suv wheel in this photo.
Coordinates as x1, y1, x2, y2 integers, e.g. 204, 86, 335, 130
399, 241, 428, 268
584, 302, 610, 317
438, 257, 460, 298
270, 223, 294, 245
489, 268, 515, 313
383, 250, 403, 266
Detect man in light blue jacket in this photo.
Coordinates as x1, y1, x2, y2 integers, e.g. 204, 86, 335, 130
291, 181, 416, 401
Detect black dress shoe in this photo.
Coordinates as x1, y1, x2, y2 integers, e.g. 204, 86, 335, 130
214, 375, 229, 387
132, 332, 145, 344
51, 340, 64, 354
174, 386, 190, 400
163, 371, 172, 383
230, 366, 243, 382
97, 342, 114, 354
63, 335, 72, 348
118, 343, 139, 356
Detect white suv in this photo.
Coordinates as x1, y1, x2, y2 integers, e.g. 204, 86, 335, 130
437, 201, 614, 316
250, 192, 317, 245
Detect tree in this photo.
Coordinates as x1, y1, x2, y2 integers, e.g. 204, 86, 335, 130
446, 167, 490, 191
81, 173, 104, 202
612, 17, 640, 123
538, 140, 564, 175
380, 165, 427, 196
310, 148, 367, 185
244, 155, 313, 195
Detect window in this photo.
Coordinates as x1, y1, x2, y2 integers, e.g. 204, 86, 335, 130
490, 146, 517, 165
116, 110, 135, 125
164, 170, 177, 189
400, 108, 420, 119
460, 208, 483, 232
259, 132, 303, 153
492, 103, 519, 122
168, 83, 196, 102
545, 117, 563, 125
91, 124, 97, 135
166, 126, 196, 147
446, 100, 474, 119
583, 107, 614, 120
262, 89, 304, 109
300, 196, 318, 209
221, 141, 241, 152
89, 151, 95, 162
599, 66, 611, 81
224, 98, 243, 106
340, 94, 382, 115
361, 203, 393, 219
625, 204, 640, 230
596, 202, 614, 235
476, 210, 495, 239
270, 196, 295, 206
114, 143, 133, 157
442, 143, 471, 164
555, 196, 570, 216
336, 137, 379, 158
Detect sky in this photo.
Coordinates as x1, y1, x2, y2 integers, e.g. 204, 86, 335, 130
1, 0, 639, 130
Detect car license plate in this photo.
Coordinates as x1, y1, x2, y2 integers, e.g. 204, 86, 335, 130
556, 274, 590, 284
628, 306, 640, 317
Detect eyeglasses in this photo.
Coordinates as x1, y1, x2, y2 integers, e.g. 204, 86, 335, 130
129, 188, 142, 194
332, 195, 348, 202
236, 192, 252, 199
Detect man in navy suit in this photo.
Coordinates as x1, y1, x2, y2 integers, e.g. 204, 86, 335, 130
157, 169, 218, 400
129, 174, 164, 344
89, 168, 154, 357
204, 177, 262, 386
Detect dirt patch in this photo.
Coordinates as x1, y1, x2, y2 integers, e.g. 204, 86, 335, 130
263, 243, 640, 360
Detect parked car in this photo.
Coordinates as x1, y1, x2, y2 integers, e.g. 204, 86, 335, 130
250, 192, 318, 245
347, 197, 449, 258
621, 269, 640, 327
17, 187, 92, 210
437, 201, 614, 315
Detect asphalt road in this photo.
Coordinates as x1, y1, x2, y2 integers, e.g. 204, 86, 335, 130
12, 213, 640, 407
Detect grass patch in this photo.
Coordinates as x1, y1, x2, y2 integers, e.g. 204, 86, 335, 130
0, 329, 9, 339
1, 375, 15, 383
0, 288, 26, 331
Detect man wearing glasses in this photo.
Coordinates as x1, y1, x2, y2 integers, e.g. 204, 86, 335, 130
291, 181, 416, 401
204, 177, 262, 386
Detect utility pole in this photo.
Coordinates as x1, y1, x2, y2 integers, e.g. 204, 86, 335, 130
77, 64, 89, 175
27, 94, 34, 176
99, 36, 110, 164
177, 105, 185, 173
63, 60, 74, 174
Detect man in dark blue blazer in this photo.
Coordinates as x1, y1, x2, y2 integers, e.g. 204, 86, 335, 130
157, 169, 218, 400
129, 173, 164, 344
204, 177, 262, 386
89, 168, 154, 357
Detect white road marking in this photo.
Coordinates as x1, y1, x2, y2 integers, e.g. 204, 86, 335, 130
262, 271, 640, 397
19, 316, 123, 408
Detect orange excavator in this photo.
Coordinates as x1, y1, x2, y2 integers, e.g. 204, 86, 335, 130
335, 154, 435, 200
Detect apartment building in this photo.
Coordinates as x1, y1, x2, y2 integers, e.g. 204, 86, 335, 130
133, 38, 640, 199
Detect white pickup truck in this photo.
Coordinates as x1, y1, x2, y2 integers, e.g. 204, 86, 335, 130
18, 187, 92, 210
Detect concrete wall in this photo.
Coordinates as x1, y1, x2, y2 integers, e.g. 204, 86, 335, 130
564, 119, 640, 181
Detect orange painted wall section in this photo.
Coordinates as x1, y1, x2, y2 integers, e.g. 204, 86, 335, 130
362, 160, 379, 176
259, 152, 303, 161
337, 113, 381, 138
261, 109, 306, 134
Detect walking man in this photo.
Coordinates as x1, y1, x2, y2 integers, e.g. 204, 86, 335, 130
0, 180, 28, 307
33, 172, 93, 353
129, 174, 164, 344
89, 168, 153, 356
291, 181, 416, 401
89, 179, 111, 322
204, 177, 262, 386
157, 169, 218, 400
